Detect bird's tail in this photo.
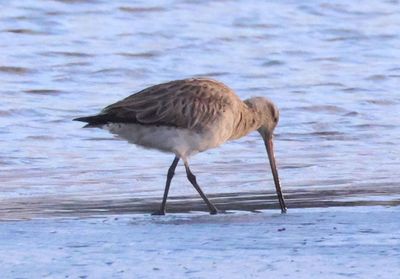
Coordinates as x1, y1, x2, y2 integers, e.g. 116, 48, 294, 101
73, 115, 108, 128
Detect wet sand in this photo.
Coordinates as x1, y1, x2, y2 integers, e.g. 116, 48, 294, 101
1, 188, 399, 278
0, 206, 399, 278
1, 185, 399, 220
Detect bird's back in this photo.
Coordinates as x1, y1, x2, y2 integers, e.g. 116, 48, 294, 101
76, 78, 242, 132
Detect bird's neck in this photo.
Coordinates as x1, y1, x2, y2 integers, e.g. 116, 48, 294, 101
229, 105, 262, 140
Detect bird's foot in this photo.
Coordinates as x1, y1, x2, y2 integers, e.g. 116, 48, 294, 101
209, 208, 225, 215
151, 210, 166, 216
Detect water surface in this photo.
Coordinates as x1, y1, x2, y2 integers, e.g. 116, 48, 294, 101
1, 0, 399, 219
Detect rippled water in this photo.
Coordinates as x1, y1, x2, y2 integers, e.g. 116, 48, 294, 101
1, 0, 399, 219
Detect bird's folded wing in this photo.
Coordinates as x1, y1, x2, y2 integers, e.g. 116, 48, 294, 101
101, 79, 235, 131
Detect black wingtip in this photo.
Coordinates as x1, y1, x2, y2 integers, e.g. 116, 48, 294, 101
73, 116, 90, 122
73, 117, 94, 128
73, 115, 100, 123
73, 115, 109, 128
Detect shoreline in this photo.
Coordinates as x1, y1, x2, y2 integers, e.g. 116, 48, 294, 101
1, 186, 399, 221
1, 206, 399, 278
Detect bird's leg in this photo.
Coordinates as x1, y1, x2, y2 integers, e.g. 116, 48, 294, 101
183, 160, 218, 215
152, 156, 180, 215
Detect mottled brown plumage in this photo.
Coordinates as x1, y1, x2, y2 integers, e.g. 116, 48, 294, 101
75, 78, 286, 215
79, 78, 241, 131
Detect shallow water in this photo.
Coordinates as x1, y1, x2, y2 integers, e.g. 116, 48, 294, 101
1, 0, 399, 219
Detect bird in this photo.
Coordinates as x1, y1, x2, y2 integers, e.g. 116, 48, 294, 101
74, 77, 287, 215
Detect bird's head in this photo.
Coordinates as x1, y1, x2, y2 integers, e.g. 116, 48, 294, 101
244, 97, 280, 139
244, 96, 286, 213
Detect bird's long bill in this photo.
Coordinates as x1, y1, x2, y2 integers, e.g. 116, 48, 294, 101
265, 138, 287, 213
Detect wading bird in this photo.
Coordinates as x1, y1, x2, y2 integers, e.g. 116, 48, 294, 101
74, 78, 287, 215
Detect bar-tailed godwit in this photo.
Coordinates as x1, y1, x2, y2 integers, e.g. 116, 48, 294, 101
75, 78, 287, 215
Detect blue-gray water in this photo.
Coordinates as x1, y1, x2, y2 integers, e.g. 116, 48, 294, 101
1, 0, 399, 219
